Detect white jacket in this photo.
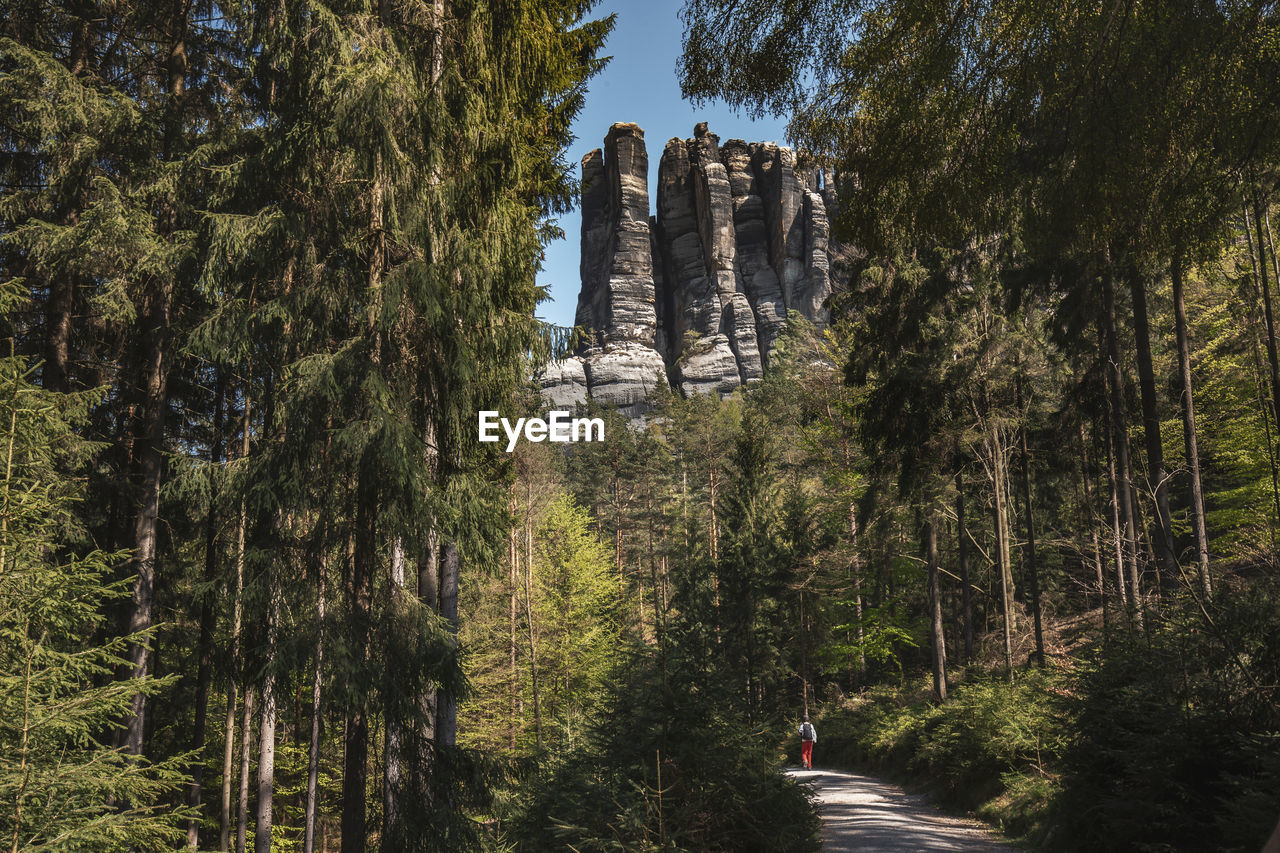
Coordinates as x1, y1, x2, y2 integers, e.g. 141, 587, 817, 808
799, 721, 817, 742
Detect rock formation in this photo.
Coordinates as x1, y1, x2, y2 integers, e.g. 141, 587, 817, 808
539, 122, 847, 414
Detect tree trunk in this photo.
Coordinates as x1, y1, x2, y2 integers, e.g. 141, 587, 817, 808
1247, 199, 1280, 438
122, 303, 170, 754
1079, 423, 1108, 617
43, 264, 73, 392
236, 686, 254, 853
221, 401, 250, 851
341, 495, 376, 853
925, 516, 947, 702
509, 509, 519, 748
1243, 211, 1280, 529
1171, 255, 1211, 599
848, 504, 868, 682
188, 371, 225, 847
1128, 265, 1179, 589
1104, 421, 1130, 611
438, 542, 460, 747
989, 427, 1015, 679
384, 539, 406, 842
1015, 373, 1045, 664
254, 521, 282, 853
123, 2, 187, 756
955, 469, 973, 663
418, 526, 439, 747
303, 548, 327, 853
1102, 273, 1143, 626
521, 504, 543, 750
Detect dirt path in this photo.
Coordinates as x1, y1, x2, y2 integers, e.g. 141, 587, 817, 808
788, 767, 1015, 852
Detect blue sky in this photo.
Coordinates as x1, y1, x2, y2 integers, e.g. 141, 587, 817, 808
535, 0, 792, 330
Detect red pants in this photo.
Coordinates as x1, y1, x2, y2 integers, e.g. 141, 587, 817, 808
801, 739, 813, 768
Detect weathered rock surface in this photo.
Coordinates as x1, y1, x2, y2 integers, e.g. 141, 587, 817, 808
540, 121, 845, 414
723, 139, 787, 353
583, 343, 667, 419
676, 334, 742, 396
537, 356, 588, 410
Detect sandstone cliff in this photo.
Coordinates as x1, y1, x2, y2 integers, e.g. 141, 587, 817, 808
539, 122, 849, 414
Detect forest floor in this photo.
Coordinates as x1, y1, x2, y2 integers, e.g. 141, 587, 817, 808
787, 767, 1016, 852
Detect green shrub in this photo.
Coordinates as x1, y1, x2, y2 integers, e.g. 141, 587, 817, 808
813, 669, 1069, 843
507, 660, 819, 852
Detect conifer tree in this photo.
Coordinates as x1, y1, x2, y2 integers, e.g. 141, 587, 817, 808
0, 305, 187, 851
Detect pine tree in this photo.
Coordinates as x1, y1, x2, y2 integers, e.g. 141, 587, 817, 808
0, 307, 188, 851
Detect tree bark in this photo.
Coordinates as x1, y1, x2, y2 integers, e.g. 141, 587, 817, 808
1079, 423, 1108, 616
848, 504, 868, 682
1243, 209, 1280, 529
955, 469, 973, 663
235, 686, 254, 853
341, 495, 376, 853
925, 515, 947, 702
1247, 199, 1280, 438
384, 539, 406, 842
123, 0, 187, 756
221, 401, 250, 851
188, 371, 225, 847
509, 494, 519, 750
254, 517, 283, 853
1104, 420, 1130, 613
988, 425, 1015, 679
1171, 255, 1211, 599
438, 542, 460, 747
521, 497, 543, 750
1128, 265, 1179, 589
303, 547, 327, 853
1102, 273, 1142, 626
1015, 374, 1045, 664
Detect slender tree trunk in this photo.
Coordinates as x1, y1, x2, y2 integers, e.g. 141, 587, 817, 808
1171, 255, 1211, 599
925, 515, 947, 702
221, 401, 250, 851
236, 687, 254, 853
122, 312, 170, 754
188, 372, 225, 847
1080, 423, 1108, 616
418, 527, 439, 745
341, 495, 376, 853
521, 506, 543, 750
255, 521, 282, 853
384, 539, 407, 842
848, 504, 867, 682
1247, 199, 1280, 438
955, 469, 973, 663
438, 542, 460, 747
1243, 214, 1280, 530
1128, 265, 1179, 589
1102, 274, 1143, 626
989, 428, 1015, 679
1104, 421, 1130, 611
509, 493, 518, 750
1015, 374, 1045, 664
43, 258, 73, 392
303, 548, 327, 853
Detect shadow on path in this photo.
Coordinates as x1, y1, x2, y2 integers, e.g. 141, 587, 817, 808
787, 767, 1015, 853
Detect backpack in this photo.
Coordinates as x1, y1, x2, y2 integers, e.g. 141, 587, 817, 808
800, 722, 815, 741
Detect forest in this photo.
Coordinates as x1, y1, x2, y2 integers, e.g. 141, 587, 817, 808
2, 1, 1280, 852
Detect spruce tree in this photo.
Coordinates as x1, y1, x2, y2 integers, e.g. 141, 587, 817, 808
0, 303, 187, 851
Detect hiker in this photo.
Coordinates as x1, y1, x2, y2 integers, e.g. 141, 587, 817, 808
798, 714, 817, 769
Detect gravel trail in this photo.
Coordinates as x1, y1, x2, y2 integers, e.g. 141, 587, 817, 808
788, 767, 1016, 852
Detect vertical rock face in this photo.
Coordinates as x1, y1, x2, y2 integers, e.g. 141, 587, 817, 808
723, 139, 787, 353
540, 121, 845, 413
